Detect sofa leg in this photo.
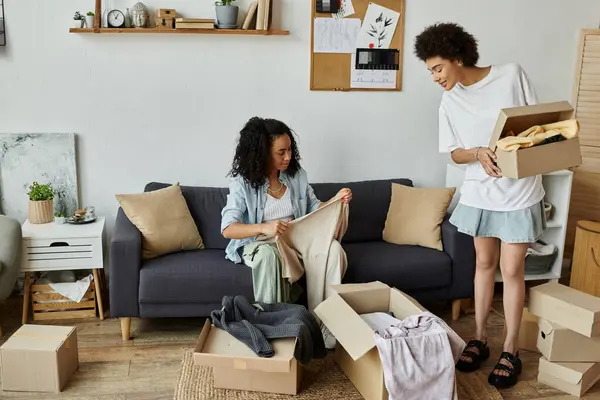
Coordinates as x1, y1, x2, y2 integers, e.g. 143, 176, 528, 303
121, 317, 132, 341
452, 299, 461, 321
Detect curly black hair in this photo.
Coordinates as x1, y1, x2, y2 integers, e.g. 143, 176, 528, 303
414, 22, 479, 67
228, 117, 301, 189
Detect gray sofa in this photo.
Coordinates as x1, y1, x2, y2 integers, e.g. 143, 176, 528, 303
110, 178, 476, 340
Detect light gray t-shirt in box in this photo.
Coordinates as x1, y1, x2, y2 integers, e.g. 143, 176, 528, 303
439, 63, 545, 212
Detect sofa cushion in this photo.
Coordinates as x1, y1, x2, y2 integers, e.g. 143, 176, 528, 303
311, 179, 413, 243
145, 182, 229, 250
139, 249, 254, 304
341, 241, 452, 291
116, 183, 205, 260
383, 183, 455, 251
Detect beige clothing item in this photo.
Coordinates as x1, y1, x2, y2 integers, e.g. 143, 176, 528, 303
274, 198, 349, 311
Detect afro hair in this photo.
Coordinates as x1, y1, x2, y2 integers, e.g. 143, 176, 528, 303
414, 22, 479, 67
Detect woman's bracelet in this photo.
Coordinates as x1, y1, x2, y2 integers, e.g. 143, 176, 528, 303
474, 146, 481, 161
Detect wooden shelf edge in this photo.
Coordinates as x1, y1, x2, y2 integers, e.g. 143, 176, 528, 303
69, 28, 289, 36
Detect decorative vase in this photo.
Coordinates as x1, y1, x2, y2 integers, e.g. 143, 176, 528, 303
29, 200, 54, 224
215, 5, 239, 28
54, 216, 66, 224
131, 2, 149, 28
73, 19, 83, 28
85, 15, 95, 28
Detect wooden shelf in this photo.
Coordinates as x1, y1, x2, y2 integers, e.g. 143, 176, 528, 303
69, 28, 289, 35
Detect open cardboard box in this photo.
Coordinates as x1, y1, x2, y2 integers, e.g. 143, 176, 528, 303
490, 101, 582, 179
193, 320, 301, 395
314, 281, 438, 400
528, 282, 600, 338
538, 318, 600, 362
538, 357, 600, 397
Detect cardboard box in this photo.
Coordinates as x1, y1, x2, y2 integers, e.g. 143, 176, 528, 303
528, 282, 600, 338
314, 281, 429, 400
490, 101, 582, 179
503, 307, 539, 353
155, 17, 174, 29
193, 320, 301, 395
538, 356, 600, 397
0, 324, 78, 393
538, 318, 600, 362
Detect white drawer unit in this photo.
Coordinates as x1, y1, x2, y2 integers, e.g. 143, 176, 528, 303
22, 237, 103, 271
20, 217, 107, 324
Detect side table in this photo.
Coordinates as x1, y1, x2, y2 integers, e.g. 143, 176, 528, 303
20, 217, 106, 324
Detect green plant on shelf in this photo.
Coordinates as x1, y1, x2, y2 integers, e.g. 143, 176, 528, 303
73, 11, 85, 21
87, 11, 95, 16
215, 0, 235, 5
27, 182, 54, 201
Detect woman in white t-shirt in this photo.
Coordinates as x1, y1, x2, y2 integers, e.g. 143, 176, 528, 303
414, 23, 547, 389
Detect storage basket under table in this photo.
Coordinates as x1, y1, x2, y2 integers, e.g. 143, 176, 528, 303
31, 282, 97, 321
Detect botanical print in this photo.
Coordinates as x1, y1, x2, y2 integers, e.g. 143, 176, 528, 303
0, 133, 79, 222
332, 0, 355, 19
356, 2, 400, 49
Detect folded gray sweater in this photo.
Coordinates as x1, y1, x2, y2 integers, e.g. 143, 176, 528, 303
210, 295, 327, 365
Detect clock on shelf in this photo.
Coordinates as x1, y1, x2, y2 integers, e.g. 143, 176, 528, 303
107, 9, 125, 28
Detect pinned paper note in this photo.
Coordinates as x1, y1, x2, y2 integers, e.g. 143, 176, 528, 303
332, 0, 355, 19
313, 17, 361, 53
356, 2, 400, 49
350, 53, 397, 89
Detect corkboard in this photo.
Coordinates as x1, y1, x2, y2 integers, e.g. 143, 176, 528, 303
310, 0, 405, 91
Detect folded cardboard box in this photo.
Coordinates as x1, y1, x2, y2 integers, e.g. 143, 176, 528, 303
537, 318, 600, 363
193, 320, 301, 395
314, 281, 429, 400
538, 356, 600, 397
0, 324, 78, 393
503, 307, 539, 353
490, 101, 582, 179
528, 282, 600, 338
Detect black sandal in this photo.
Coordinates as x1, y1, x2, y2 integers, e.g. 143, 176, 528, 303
456, 339, 490, 372
488, 351, 522, 389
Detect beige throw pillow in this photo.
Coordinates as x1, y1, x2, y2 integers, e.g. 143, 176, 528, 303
115, 183, 204, 260
383, 183, 456, 251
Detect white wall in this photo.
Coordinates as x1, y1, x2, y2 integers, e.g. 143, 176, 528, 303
1, 0, 599, 234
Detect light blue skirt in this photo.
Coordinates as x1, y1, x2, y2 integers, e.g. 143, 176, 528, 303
449, 200, 547, 243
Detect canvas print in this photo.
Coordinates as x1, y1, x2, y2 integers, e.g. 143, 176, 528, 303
356, 2, 400, 49
0, 133, 79, 222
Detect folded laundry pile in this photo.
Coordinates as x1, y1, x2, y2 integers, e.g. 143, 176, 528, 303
526, 241, 556, 257
496, 119, 580, 152
210, 295, 327, 365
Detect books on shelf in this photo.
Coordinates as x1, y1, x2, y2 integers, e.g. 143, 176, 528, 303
175, 18, 215, 30
243, 0, 273, 30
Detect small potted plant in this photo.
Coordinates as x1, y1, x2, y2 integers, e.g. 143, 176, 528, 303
214, 0, 238, 28
27, 181, 54, 224
85, 11, 95, 29
73, 11, 85, 28
54, 211, 66, 224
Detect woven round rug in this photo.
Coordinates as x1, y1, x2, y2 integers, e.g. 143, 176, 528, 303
173, 348, 503, 400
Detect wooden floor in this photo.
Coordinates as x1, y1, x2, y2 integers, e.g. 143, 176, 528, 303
0, 286, 599, 399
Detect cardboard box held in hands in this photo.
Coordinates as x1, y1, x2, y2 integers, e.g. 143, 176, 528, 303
490, 101, 582, 179
0, 325, 78, 393
314, 281, 429, 400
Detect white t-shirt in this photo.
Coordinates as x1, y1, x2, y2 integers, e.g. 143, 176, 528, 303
440, 63, 545, 211
263, 189, 294, 222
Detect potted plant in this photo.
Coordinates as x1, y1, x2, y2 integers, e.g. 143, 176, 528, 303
54, 211, 66, 224
27, 181, 54, 224
73, 11, 85, 28
214, 0, 238, 28
85, 11, 95, 29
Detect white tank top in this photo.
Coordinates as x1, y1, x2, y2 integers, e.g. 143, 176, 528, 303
263, 189, 294, 222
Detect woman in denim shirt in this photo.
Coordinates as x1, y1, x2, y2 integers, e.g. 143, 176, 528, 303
220, 117, 351, 348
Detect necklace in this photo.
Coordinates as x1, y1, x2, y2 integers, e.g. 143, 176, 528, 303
268, 181, 284, 194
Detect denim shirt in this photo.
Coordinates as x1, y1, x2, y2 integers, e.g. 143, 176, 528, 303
221, 168, 322, 264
